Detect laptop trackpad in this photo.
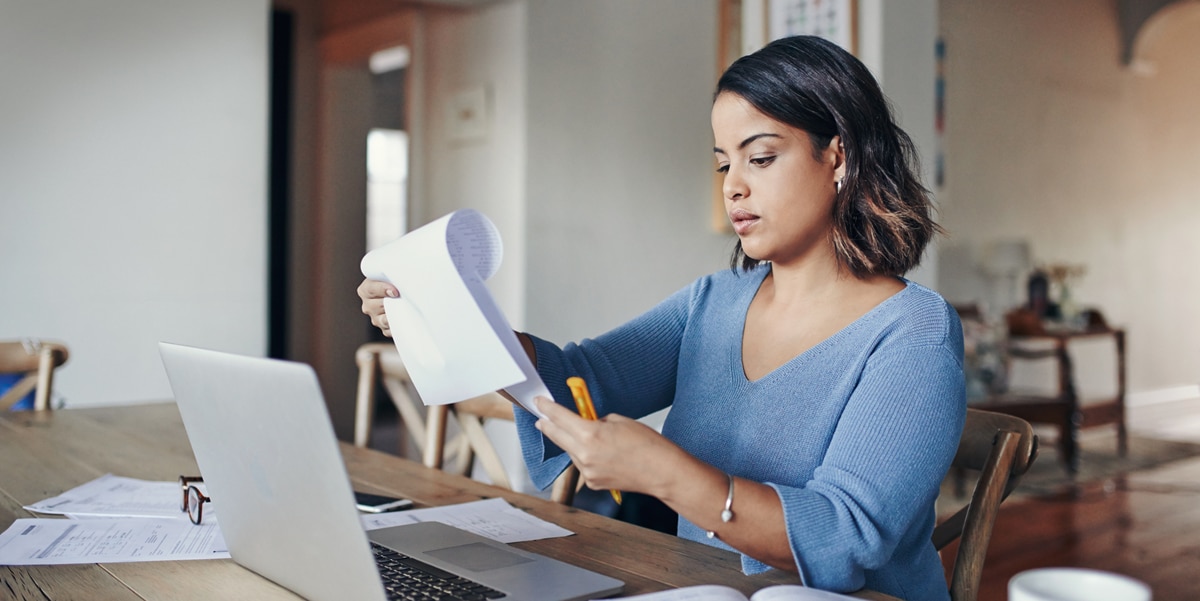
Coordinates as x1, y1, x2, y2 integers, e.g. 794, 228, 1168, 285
426, 542, 534, 572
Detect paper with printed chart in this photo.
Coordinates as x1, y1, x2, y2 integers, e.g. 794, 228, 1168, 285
0, 518, 229, 565
360, 209, 551, 419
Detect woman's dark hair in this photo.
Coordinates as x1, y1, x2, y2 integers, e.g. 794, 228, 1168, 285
716, 35, 940, 277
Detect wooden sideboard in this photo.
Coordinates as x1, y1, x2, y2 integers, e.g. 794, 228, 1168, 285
971, 311, 1127, 475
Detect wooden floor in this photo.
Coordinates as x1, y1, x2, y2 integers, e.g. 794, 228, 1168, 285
948, 398, 1200, 601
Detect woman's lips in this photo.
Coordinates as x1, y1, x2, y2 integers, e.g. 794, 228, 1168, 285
729, 209, 759, 236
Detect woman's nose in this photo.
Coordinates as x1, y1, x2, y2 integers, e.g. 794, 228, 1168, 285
723, 167, 748, 201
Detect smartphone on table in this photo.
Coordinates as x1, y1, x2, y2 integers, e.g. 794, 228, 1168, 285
354, 491, 414, 513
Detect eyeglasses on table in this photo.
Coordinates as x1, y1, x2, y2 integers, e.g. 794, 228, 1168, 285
178, 475, 211, 525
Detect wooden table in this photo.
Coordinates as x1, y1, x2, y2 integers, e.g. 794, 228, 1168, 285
0, 403, 895, 600
973, 325, 1127, 474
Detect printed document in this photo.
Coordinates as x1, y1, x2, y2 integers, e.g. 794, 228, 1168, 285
360, 497, 573, 543
361, 209, 552, 418
5, 474, 570, 566
24, 473, 211, 520
0, 518, 229, 565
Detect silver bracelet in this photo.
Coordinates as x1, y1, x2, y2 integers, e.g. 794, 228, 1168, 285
705, 473, 735, 539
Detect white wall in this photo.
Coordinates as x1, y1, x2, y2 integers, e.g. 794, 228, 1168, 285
524, 0, 729, 343
420, 1, 528, 327
416, 0, 730, 344
0, 0, 269, 407
935, 1, 1200, 397
859, 0, 940, 288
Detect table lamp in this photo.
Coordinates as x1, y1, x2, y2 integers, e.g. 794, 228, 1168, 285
982, 239, 1031, 312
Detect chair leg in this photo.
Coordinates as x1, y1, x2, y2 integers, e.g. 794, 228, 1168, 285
454, 412, 511, 489
34, 347, 55, 411
449, 435, 474, 476
1063, 411, 1081, 476
1116, 329, 1128, 457
424, 405, 450, 469
353, 351, 380, 448
384, 379, 429, 455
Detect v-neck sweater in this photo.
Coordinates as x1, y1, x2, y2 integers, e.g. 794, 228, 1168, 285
513, 264, 965, 600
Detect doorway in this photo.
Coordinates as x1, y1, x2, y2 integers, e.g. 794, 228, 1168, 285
306, 10, 420, 440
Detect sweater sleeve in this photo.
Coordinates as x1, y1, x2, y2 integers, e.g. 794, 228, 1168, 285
512, 281, 698, 489
769, 333, 966, 592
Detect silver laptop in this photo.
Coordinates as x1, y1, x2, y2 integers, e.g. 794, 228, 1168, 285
159, 342, 623, 601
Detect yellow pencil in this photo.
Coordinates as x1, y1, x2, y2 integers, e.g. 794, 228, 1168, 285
565, 377, 622, 505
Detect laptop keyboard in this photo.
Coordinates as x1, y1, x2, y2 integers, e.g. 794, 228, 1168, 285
371, 542, 508, 601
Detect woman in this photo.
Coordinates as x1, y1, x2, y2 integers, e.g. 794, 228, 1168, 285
360, 36, 964, 600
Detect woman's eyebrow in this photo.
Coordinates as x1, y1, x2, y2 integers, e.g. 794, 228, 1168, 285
713, 132, 784, 154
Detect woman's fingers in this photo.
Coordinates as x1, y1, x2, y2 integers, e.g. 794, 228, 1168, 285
534, 397, 665, 492
358, 279, 399, 337
361, 298, 391, 335
357, 278, 400, 301
533, 397, 586, 443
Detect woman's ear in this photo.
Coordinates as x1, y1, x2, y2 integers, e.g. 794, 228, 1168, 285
828, 135, 847, 182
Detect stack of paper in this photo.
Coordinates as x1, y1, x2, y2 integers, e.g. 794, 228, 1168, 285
360, 209, 553, 418
1, 474, 229, 565
0, 474, 572, 566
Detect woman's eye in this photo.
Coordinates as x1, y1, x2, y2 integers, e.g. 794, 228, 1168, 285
750, 156, 776, 167
715, 163, 729, 174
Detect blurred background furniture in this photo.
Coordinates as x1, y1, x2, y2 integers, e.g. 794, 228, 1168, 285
966, 308, 1126, 475
0, 339, 69, 411
354, 342, 578, 504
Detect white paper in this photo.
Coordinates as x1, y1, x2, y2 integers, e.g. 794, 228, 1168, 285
749, 586, 858, 601
361, 209, 552, 418
606, 585, 751, 601
603, 584, 856, 601
360, 497, 572, 544
23, 474, 212, 521
0, 518, 229, 565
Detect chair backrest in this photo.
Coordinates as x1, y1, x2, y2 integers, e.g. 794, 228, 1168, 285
353, 342, 579, 505
0, 339, 69, 411
933, 408, 1038, 601
354, 342, 431, 456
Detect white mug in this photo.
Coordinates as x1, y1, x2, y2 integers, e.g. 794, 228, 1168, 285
1009, 567, 1151, 601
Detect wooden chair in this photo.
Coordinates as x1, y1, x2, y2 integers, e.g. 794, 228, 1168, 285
354, 342, 433, 459
0, 339, 69, 411
354, 342, 579, 504
934, 408, 1038, 601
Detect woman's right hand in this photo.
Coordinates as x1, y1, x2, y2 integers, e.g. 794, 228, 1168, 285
358, 278, 400, 337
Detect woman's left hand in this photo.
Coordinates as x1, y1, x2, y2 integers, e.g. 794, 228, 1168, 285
535, 400, 795, 572
533, 396, 686, 497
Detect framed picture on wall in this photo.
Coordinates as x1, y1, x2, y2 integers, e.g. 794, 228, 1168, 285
766, 0, 857, 54
726, 0, 857, 60
713, 0, 858, 232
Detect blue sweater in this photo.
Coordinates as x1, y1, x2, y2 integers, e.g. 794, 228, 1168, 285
513, 265, 965, 600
